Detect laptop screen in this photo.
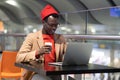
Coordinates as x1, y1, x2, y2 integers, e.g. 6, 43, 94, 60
62, 42, 93, 66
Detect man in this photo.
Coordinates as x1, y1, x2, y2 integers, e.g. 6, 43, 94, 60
16, 4, 67, 80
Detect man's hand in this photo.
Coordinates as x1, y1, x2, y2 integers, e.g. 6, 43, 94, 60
38, 45, 52, 55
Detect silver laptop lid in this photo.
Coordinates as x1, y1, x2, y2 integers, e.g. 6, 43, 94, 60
62, 42, 93, 66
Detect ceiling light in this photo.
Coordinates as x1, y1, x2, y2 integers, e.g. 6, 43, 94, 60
4, 29, 7, 33
74, 30, 80, 34
5, 0, 19, 6
66, 28, 71, 32
61, 27, 66, 30
91, 28, 96, 33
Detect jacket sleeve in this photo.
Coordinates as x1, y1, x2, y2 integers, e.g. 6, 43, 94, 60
16, 33, 36, 63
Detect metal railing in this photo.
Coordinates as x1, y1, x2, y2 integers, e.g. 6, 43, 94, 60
1, 33, 120, 40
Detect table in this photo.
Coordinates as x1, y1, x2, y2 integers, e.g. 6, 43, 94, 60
15, 61, 120, 80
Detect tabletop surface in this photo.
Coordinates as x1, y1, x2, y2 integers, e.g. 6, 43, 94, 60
15, 61, 120, 75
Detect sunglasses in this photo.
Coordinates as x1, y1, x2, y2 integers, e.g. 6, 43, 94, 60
45, 22, 60, 28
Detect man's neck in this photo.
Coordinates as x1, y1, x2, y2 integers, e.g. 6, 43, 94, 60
42, 29, 47, 34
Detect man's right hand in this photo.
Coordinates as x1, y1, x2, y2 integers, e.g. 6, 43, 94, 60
38, 45, 52, 55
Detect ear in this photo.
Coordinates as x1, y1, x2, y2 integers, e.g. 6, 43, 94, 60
42, 20, 46, 27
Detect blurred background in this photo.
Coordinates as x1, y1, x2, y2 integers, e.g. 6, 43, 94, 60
0, 0, 120, 80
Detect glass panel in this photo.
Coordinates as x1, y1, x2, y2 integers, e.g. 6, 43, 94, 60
87, 8, 120, 35
58, 12, 87, 34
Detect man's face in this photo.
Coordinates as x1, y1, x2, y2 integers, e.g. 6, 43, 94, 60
43, 16, 59, 35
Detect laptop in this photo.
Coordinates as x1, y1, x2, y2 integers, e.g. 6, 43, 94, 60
49, 42, 93, 66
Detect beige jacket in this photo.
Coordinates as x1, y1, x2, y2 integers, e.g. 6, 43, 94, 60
16, 30, 67, 80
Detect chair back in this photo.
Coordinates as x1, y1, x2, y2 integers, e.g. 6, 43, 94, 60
1, 51, 21, 73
